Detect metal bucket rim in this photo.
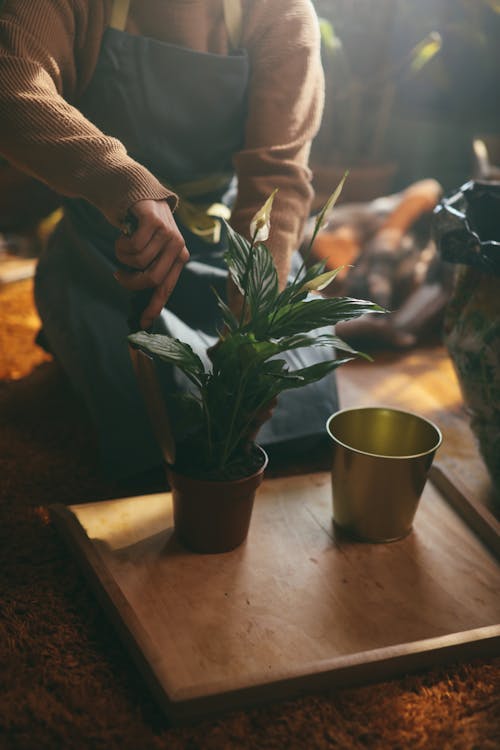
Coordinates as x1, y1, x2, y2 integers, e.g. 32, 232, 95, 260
325, 406, 443, 460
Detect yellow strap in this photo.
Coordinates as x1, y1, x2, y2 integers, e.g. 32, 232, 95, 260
109, 0, 131, 31
223, 0, 243, 50
175, 200, 231, 244
167, 174, 232, 244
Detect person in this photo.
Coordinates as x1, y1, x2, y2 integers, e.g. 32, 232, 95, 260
0, 0, 335, 483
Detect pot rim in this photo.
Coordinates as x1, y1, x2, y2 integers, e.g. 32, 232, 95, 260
326, 406, 442, 460
166, 444, 269, 486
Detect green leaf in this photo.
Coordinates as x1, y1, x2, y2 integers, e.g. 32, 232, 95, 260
268, 298, 385, 338
224, 221, 279, 320
237, 336, 316, 365
223, 221, 252, 296
247, 242, 279, 319
271, 332, 354, 355
211, 286, 239, 332
281, 358, 355, 388
128, 332, 206, 384
328, 335, 373, 361
225, 332, 357, 368
276, 260, 327, 308
209, 332, 255, 376
273, 285, 308, 313
238, 339, 282, 364
259, 357, 355, 399
169, 391, 205, 437
262, 358, 289, 376
275, 332, 371, 361
296, 260, 328, 284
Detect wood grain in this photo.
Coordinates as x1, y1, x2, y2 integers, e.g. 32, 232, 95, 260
50, 472, 500, 723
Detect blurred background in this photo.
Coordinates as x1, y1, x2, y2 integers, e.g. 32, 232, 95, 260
311, 0, 500, 202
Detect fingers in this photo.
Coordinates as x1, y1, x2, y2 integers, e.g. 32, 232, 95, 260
115, 242, 189, 290
113, 199, 190, 328
115, 226, 166, 271
115, 198, 185, 271
116, 199, 168, 254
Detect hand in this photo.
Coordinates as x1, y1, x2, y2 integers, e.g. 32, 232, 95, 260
114, 199, 190, 329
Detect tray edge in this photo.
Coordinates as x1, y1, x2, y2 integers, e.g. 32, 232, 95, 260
49, 496, 500, 726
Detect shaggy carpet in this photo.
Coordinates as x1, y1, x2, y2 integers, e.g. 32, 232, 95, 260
1, 279, 499, 750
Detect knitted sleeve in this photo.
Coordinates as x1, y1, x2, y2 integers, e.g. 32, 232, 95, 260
0, 0, 176, 227
231, 0, 324, 287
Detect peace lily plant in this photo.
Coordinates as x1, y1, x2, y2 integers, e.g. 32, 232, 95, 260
129, 177, 383, 482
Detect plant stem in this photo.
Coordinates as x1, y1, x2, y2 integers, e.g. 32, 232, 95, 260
218, 373, 247, 471
200, 388, 213, 464
229, 390, 277, 455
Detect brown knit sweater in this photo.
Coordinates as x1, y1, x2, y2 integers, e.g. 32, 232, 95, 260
0, 0, 323, 283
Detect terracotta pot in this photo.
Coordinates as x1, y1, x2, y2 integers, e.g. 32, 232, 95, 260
166, 446, 268, 554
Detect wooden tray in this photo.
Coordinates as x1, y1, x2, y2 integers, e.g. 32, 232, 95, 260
50, 472, 500, 725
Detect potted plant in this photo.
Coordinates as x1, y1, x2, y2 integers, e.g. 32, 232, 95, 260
311, 1, 442, 205
128, 181, 383, 554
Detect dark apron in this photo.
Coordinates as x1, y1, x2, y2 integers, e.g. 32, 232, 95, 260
35, 17, 338, 480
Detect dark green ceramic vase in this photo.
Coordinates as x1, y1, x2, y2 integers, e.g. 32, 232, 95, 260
434, 181, 500, 497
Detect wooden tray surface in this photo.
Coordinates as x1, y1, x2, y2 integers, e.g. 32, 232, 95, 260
50, 472, 500, 724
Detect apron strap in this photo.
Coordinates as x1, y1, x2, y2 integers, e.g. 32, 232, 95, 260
109, 0, 131, 31
109, 0, 242, 49
165, 174, 233, 244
